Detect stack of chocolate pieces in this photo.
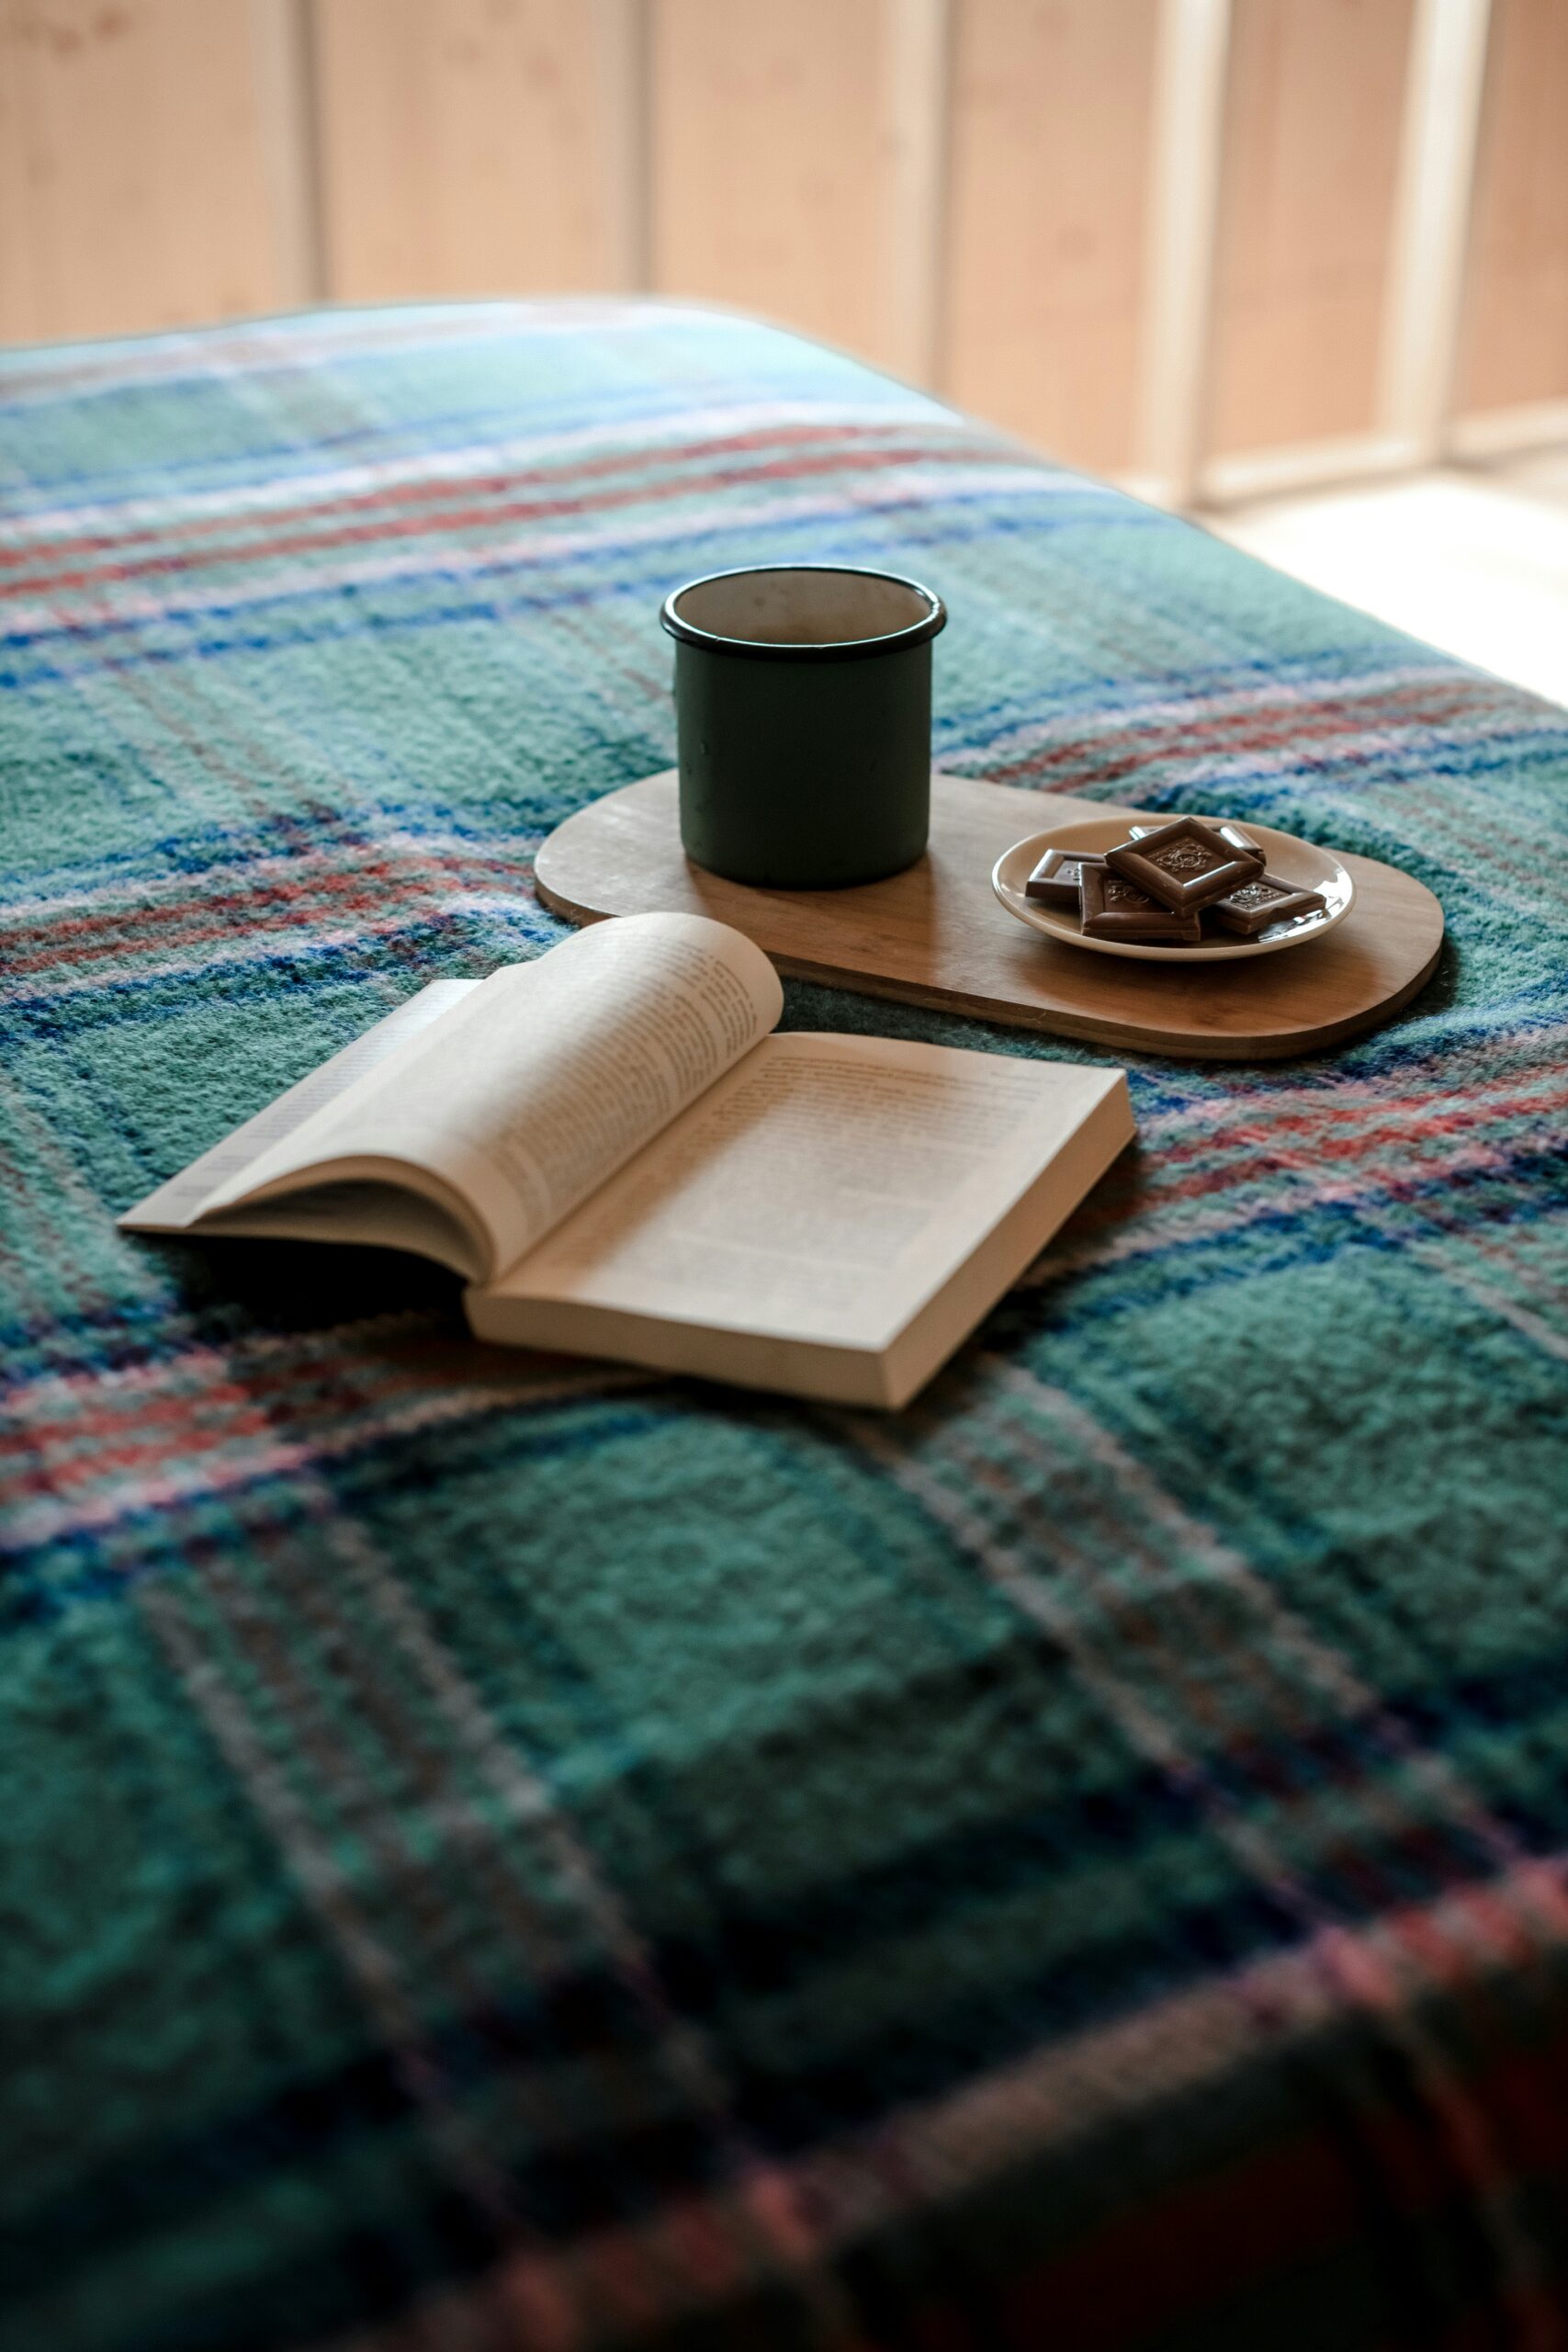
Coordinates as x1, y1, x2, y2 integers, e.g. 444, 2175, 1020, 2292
1026, 817, 1326, 944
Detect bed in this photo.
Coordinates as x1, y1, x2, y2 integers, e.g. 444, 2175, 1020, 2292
3, 300, 1566, 2352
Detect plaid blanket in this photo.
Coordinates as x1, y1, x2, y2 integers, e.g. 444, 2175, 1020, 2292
3, 300, 1567, 2352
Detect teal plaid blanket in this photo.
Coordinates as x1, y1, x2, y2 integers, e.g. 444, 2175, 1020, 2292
3, 302, 1567, 2352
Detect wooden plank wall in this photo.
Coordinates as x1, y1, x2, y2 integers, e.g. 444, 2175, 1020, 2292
943, 0, 1158, 478
1455, 0, 1568, 415
649, 0, 899, 368
0, 0, 290, 342
1207, 0, 1416, 456
314, 0, 633, 300
2, 0, 1566, 479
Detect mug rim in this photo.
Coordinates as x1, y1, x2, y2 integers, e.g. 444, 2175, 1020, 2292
660, 563, 946, 662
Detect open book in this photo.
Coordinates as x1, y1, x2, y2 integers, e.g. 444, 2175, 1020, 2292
121, 914, 1133, 1408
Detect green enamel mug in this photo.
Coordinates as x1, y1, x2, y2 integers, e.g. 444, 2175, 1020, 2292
660, 563, 947, 888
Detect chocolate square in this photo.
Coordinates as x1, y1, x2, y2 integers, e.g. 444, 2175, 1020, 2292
1107, 816, 1265, 913
1025, 847, 1105, 910
1132, 820, 1262, 859
1206, 871, 1328, 937
1080, 863, 1203, 943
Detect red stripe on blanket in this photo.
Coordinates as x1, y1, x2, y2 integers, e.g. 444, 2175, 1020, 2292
987, 2048, 1568, 2350
0, 420, 998, 575
983, 677, 1520, 787
0, 845, 534, 975
1137, 1082, 1568, 1208
0, 434, 1015, 602
0, 1329, 629, 1538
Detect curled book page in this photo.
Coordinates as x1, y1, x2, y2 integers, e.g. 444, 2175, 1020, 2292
202, 913, 784, 1279
118, 979, 478, 1234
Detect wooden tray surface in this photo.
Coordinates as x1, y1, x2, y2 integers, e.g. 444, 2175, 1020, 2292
533, 771, 1445, 1061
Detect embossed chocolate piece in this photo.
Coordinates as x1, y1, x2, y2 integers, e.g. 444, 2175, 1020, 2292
1107, 815, 1265, 913
1025, 848, 1105, 909
1128, 822, 1260, 857
1080, 864, 1203, 943
1207, 872, 1328, 937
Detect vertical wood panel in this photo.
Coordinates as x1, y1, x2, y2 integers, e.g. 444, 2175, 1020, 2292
883, 0, 950, 386
1207, 0, 1415, 455
943, 0, 1158, 474
314, 0, 633, 300
1132, 0, 1229, 500
1456, 0, 1568, 414
650, 0, 901, 367
0, 0, 289, 342
249, 0, 324, 309
1375, 0, 1490, 458
593, 0, 649, 291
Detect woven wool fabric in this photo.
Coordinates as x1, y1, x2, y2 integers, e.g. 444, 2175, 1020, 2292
3, 301, 1567, 2352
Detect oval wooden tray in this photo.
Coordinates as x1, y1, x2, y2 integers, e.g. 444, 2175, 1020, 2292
533, 771, 1445, 1061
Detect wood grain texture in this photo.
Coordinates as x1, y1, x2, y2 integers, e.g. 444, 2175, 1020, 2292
942, 0, 1158, 473
1207, 0, 1416, 456
650, 0, 903, 366
0, 0, 286, 341
314, 0, 632, 300
1456, 0, 1568, 415
534, 772, 1445, 1061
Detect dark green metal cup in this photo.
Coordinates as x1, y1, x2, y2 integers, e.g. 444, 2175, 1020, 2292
660, 564, 946, 888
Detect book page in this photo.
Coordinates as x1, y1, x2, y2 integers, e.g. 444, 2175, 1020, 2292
120, 978, 479, 1232
489, 1033, 1124, 1348
200, 914, 783, 1279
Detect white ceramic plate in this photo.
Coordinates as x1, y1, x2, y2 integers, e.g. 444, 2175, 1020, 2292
992, 813, 1355, 963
